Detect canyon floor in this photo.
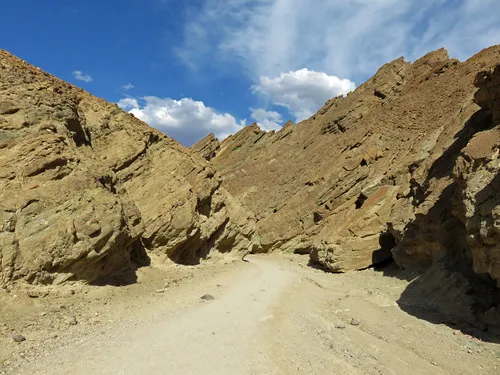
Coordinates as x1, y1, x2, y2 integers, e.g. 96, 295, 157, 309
1, 255, 500, 375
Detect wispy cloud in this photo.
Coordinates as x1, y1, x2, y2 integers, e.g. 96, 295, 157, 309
175, 0, 500, 82
122, 83, 134, 91
72, 70, 93, 83
136, 0, 500, 145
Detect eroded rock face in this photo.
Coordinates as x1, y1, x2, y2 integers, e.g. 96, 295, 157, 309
210, 46, 500, 275
199, 47, 500, 329
191, 133, 220, 161
460, 67, 500, 285
0, 50, 255, 286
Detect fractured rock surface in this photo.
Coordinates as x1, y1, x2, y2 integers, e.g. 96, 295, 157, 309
0, 50, 255, 286
209, 47, 500, 276
201, 45, 500, 329
1, 44, 499, 331
191, 133, 220, 161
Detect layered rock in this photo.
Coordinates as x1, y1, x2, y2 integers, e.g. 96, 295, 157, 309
459, 66, 500, 285
202, 46, 500, 329
191, 133, 220, 161
211, 46, 500, 276
0, 50, 255, 286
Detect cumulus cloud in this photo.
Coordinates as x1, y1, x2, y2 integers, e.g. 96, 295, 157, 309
175, 0, 500, 81
122, 83, 134, 91
117, 96, 246, 146
250, 108, 283, 131
252, 69, 355, 122
72, 70, 93, 82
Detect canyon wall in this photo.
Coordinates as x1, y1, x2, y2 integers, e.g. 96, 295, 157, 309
0, 50, 256, 286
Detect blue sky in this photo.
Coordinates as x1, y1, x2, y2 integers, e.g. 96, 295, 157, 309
1, 0, 499, 145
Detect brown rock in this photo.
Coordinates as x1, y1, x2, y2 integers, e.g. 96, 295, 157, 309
206, 45, 500, 328
458, 66, 500, 285
10, 333, 26, 343
211, 48, 500, 271
0, 49, 256, 286
191, 133, 220, 161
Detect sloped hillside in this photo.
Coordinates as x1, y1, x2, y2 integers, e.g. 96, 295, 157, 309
196, 47, 500, 327
0, 50, 255, 286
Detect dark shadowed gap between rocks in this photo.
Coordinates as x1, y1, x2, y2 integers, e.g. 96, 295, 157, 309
371, 232, 396, 267
167, 217, 236, 266
355, 193, 368, 209
379, 107, 500, 343
64, 107, 92, 147
91, 239, 151, 287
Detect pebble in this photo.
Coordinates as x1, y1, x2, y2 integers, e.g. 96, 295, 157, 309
11, 333, 26, 343
350, 318, 361, 326
335, 324, 346, 329
66, 315, 78, 326
27, 291, 40, 298
200, 294, 215, 301
155, 289, 165, 294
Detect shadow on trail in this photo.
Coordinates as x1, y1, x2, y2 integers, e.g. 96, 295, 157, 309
91, 240, 151, 287
376, 106, 500, 344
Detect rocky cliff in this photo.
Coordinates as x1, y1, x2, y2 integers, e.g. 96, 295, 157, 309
201, 47, 500, 327
2, 45, 499, 330
191, 133, 220, 161
0, 50, 255, 286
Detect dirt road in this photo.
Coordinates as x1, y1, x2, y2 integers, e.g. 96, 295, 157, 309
2, 255, 500, 374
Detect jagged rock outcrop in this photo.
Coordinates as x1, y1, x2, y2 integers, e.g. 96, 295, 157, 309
459, 66, 500, 285
191, 133, 220, 161
204, 46, 500, 329
210, 46, 500, 275
0, 50, 255, 286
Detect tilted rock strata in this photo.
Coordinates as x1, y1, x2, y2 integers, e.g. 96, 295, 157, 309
460, 66, 500, 285
191, 133, 220, 161
203, 47, 500, 329
211, 47, 500, 276
0, 50, 255, 286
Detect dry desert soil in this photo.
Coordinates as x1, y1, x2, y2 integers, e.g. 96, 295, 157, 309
1, 254, 499, 375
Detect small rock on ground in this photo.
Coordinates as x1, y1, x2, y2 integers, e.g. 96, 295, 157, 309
66, 315, 78, 326
200, 294, 215, 301
11, 333, 26, 343
350, 318, 361, 326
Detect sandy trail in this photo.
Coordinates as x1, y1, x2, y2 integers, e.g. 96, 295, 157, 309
3, 255, 500, 375
13, 258, 296, 375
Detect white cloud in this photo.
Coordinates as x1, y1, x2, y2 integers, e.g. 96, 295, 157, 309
250, 108, 283, 131
143, 0, 500, 145
122, 83, 134, 91
117, 96, 246, 146
252, 69, 355, 122
72, 70, 93, 83
175, 0, 500, 81
117, 98, 139, 111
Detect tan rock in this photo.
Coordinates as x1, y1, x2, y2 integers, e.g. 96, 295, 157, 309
209, 45, 500, 275
191, 133, 220, 161
311, 186, 399, 271
0, 50, 256, 286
